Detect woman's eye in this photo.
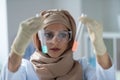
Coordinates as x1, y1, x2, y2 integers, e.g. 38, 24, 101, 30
44, 32, 53, 39
59, 32, 67, 38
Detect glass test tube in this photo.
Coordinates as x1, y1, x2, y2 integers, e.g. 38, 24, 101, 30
72, 14, 86, 52
38, 29, 48, 54
72, 21, 84, 52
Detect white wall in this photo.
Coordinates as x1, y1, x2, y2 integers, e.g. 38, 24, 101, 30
54, 0, 82, 24
102, 0, 120, 32
0, 0, 8, 71
81, 0, 120, 32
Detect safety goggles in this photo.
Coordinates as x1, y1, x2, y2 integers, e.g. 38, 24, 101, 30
38, 30, 72, 43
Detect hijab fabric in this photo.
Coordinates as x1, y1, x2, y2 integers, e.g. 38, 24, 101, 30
30, 50, 82, 80
31, 9, 82, 80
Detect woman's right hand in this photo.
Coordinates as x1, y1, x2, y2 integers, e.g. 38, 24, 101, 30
11, 16, 44, 56
8, 15, 44, 72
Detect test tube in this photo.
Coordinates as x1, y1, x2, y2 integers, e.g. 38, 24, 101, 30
72, 22, 84, 52
38, 29, 48, 54
72, 14, 86, 52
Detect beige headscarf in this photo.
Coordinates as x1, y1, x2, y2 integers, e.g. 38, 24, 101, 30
30, 9, 82, 80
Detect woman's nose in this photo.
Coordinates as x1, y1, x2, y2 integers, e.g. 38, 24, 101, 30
51, 36, 61, 44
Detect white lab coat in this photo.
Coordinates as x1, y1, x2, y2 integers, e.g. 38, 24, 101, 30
0, 58, 115, 80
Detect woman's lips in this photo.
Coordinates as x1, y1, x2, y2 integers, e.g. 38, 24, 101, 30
50, 48, 60, 52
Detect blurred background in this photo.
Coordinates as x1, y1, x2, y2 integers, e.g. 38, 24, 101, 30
0, 0, 120, 79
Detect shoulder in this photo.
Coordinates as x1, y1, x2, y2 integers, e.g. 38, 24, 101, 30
78, 57, 96, 72
77, 57, 96, 80
20, 59, 39, 80
1, 59, 38, 80
78, 57, 90, 70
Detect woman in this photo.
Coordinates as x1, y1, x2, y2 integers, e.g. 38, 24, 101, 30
1, 9, 115, 80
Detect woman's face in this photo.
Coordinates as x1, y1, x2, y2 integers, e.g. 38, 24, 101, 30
44, 23, 70, 58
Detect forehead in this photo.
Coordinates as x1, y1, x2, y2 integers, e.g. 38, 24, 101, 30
44, 23, 68, 31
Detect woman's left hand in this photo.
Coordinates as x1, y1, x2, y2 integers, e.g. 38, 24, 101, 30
80, 16, 112, 69
79, 16, 106, 56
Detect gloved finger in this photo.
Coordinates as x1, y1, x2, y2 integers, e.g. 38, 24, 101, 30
21, 15, 44, 25
79, 16, 102, 31
79, 16, 93, 32
21, 16, 44, 31
79, 16, 95, 25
